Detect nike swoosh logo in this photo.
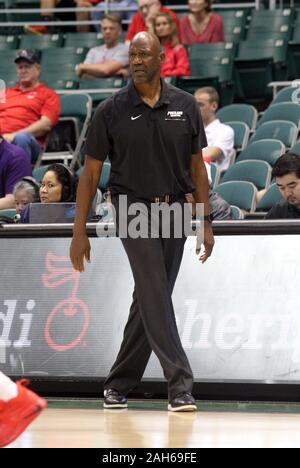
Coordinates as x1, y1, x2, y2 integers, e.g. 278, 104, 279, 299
131, 115, 142, 121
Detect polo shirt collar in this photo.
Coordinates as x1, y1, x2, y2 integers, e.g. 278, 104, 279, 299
128, 78, 171, 107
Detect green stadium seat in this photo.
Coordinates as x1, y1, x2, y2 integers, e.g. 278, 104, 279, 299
215, 181, 258, 212
175, 75, 220, 98
79, 77, 125, 104
226, 122, 250, 151
288, 27, 300, 78
218, 9, 247, 28
223, 26, 245, 43
290, 140, 300, 155
250, 120, 298, 148
221, 160, 272, 190
257, 102, 300, 128
247, 10, 293, 41
42, 79, 79, 90
272, 86, 300, 104
43, 93, 93, 168
0, 35, 19, 50
64, 32, 104, 49
41, 47, 87, 67
0, 209, 16, 219
234, 39, 289, 101
0, 49, 19, 65
230, 205, 244, 220
256, 183, 283, 212
33, 165, 50, 182
217, 104, 258, 131
237, 139, 285, 166
98, 160, 111, 191
40, 67, 78, 83
19, 34, 64, 50
189, 42, 237, 61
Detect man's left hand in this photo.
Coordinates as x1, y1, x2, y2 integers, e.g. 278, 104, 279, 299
197, 222, 215, 263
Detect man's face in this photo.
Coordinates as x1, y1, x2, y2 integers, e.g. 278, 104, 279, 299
101, 19, 120, 46
129, 36, 164, 84
138, 0, 161, 21
16, 60, 40, 87
194, 92, 217, 125
276, 172, 300, 208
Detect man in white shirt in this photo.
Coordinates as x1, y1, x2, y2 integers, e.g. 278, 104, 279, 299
194, 87, 235, 173
76, 14, 129, 79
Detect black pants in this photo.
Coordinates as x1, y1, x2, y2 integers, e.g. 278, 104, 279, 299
104, 194, 194, 401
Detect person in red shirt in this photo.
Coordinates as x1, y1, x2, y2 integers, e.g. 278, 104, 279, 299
152, 11, 190, 77
126, 0, 180, 42
181, 0, 224, 46
0, 49, 60, 164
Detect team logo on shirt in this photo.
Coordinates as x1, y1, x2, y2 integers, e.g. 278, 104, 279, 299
165, 111, 186, 121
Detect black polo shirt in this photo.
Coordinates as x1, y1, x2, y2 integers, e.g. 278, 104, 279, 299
266, 200, 300, 219
84, 79, 207, 199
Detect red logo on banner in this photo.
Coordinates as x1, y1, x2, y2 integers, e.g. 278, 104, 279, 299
43, 252, 90, 352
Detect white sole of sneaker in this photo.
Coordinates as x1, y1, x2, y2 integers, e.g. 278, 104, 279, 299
168, 404, 197, 412
103, 403, 128, 409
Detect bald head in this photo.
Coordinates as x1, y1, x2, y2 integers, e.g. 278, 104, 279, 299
129, 32, 165, 85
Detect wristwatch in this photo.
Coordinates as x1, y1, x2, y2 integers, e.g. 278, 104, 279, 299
203, 214, 213, 223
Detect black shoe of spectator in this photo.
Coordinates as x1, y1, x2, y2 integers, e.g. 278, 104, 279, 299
104, 389, 128, 409
168, 392, 197, 412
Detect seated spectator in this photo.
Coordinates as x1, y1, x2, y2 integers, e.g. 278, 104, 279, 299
126, 0, 180, 43
152, 12, 190, 77
0, 136, 32, 210
20, 163, 77, 222
13, 177, 40, 216
181, 0, 224, 46
76, 14, 129, 79
0, 50, 60, 164
266, 153, 300, 219
194, 87, 234, 172
26, 0, 94, 34
90, 0, 137, 32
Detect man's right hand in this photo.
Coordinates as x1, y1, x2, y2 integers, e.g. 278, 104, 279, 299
70, 233, 91, 273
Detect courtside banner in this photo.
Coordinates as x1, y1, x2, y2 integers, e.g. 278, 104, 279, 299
1, 235, 300, 383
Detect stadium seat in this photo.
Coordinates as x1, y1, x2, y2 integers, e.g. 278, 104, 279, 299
19, 34, 64, 50
289, 25, 300, 78
189, 42, 237, 61
256, 183, 283, 212
0, 209, 16, 220
226, 122, 250, 151
175, 76, 220, 98
41, 47, 87, 68
230, 205, 244, 220
64, 32, 104, 49
0, 35, 19, 50
237, 139, 285, 166
234, 39, 289, 101
272, 86, 300, 104
250, 120, 298, 148
42, 79, 79, 90
42, 93, 93, 168
217, 104, 258, 131
257, 102, 300, 128
210, 163, 221, 189
215, 181, 258, 212
290, 140, 300, 156
247, 10, 293, 41
79, 77, 125, 104
98, 160, 111, 191
221, 160, 272, 191
33, 165, 50, 182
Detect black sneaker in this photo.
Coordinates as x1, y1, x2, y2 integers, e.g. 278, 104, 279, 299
168, 392, 197, 412
103, 389, 128, 409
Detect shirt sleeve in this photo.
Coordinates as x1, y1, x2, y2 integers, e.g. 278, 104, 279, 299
112, 45, 129, 67
210, 125, 234, 165
84, 99, 113, 161
5, 149, 32, 195
41, 89, 60, 126
190, 100, 207, 153
84, 48, 97, 64
126, 13, 139, 41
212, 14, 225, 42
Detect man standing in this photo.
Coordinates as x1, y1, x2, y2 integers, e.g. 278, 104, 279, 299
70, 32, 214, 412
76, 14, 129, 80
0, 50, 60, 164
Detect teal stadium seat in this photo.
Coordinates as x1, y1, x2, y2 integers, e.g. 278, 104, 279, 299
257, 102, 300, 128
79, 77, 125, 104
210, 163, 221, 189
221, 160, 272, 191
230, 205, 244, 220
272, 86, 300, 104
33, 165, 50, 182
217, 104, 258, 131
226, 122, 250, 151
237, 139, 285, 166
64, 32, 104, 48
256, 183, 283, 212
0, 35, 19, 50
250, 121, 298, 148
215, 181, 258, 212
19, 34, 64, 50
290, 140, 300, 155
